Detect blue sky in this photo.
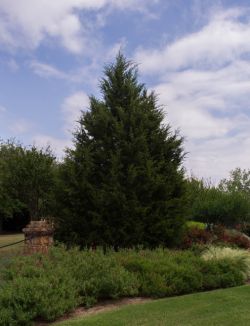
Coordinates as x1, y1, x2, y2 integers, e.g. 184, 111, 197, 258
1, 0, 250, 182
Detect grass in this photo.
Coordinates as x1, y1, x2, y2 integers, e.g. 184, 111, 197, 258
0, 233, 24, 251
58, 285, 250, 326
0, 233, 24, 261
0, 233, 24, 246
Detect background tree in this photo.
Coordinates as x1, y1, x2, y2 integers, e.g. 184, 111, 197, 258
0, 140, 57, 232
56, 54, 187, 248
186, 176, 250, 227
219, 168, 250, 194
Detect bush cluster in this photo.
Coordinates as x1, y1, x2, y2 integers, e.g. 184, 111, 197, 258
202, 246, 250, 279
182, 224, 250, 249
0, 247, 246, 325
181, 227, 213, 248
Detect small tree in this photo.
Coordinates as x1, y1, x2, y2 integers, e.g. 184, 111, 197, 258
57, 54, 187, 248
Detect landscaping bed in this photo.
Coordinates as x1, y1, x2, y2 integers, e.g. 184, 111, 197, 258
0, 246, 248, 325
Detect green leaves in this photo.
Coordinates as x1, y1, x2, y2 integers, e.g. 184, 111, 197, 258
57, 53, 187, 248
0, 247, 245, 324
0, 140, 57, 222
186, 176, 250, 227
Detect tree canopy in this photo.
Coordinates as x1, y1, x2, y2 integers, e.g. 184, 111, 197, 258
56, 54, 187, 248
0, 140, 56, 229
186, 176, 250, 227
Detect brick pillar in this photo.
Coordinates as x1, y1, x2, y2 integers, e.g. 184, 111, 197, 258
22, 220, 54, 254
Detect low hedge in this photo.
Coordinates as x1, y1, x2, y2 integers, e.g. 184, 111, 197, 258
0, 247, 247, 325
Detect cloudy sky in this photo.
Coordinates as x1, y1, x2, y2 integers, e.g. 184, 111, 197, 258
0, 0, 250, 182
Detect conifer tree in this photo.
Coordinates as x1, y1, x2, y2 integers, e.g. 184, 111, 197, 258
57, 54, 187, 248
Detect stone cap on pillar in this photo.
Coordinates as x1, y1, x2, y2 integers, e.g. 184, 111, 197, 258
23, 220, 54, 236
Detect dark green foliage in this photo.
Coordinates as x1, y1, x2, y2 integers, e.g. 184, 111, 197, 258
63, 249, 139, 307
0, 247, 245, 325
200, 258, 245, 289
0, 140, 57, 226
0, 248, 138, 325
116, 249, 243, 297
186, 177, 250, 227
0, 251, 78, 325
56, 54, 186, 248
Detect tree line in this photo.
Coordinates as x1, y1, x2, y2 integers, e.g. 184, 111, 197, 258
1, 54, 250, 247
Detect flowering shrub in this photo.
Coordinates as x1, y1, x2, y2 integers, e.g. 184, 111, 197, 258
214, 226, 250, 249
181, 227, 213, 249
182, 223, 250, 249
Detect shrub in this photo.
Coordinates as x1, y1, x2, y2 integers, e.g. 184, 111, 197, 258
186, 221, 206, 230
202, 246, 250, 279
181, 227, 213, 249
214, 226, 250, 249
182, 224, 250, 250
0, 246, 246, 325
0, 252, 79, 325
0, 248, 139, 325
236, 223, 250, 237
67, 249, 139, 306
116, 249, 242, 297
116, 249, 203, 297
200, 258, 245, 289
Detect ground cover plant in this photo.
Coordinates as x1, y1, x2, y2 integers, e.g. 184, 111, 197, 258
202, 246, 250, 279
0, 246, 247, 325
57, 285, 250, 326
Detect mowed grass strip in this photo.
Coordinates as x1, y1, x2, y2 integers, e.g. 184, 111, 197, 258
57, 285, 250, 326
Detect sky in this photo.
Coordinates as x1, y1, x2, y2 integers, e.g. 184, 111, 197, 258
1, 0, 250, 183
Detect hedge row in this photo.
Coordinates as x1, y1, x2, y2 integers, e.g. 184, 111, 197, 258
0, 247, 247, 325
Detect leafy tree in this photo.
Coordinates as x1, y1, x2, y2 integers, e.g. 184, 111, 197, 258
219, 168, 250, 194
0, 140, 57, 228
57, 54, 187, 248
186, 177, 250, 227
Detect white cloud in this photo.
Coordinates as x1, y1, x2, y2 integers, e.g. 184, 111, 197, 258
135, 7, 250, 181
9, 119, 32, 134
186, 130, 250, 183
32, 134, 71, 159
62, 91, 89, 134
30, 61, 67, 79
0, 0, 156, 53
30, 92, 89, 158
135, 8, 250, 73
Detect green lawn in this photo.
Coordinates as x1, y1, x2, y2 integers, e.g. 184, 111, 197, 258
0, 233, 24, 258
0, 233, 24, 249
58, 285, 250, 326
0, 233, 24, 246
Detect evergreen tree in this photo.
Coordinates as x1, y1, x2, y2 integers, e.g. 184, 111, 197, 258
57, 54, 187, 248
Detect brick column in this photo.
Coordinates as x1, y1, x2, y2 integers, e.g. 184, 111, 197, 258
23, 220, 54, 254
